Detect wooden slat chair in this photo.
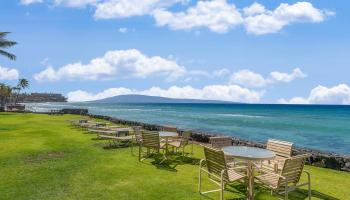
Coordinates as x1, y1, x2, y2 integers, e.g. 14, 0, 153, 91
99, 135, 134, 150
209, 137, 244, 167
199, 146, 246, 200
139, 131, 166, 162
255, 154, 311, 200
209, 137, 232, 149
161, 125, 178, 143
168, 131, 194, 156
161, 125, 177, 132
131, 126, 142, 155
262, 139, 294, 172
132, 126, 143, 143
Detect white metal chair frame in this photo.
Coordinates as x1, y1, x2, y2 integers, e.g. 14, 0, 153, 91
198, 146, 246, 200
256, 154, 311, 200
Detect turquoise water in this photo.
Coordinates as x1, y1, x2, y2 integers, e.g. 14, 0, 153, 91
27, 102, 350, 155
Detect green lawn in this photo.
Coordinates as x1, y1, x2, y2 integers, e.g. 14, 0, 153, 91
0, 113, 349, 200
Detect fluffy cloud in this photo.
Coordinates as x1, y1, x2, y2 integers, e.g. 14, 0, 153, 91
20, 0, 43, 5
34, 49, 186, 81
0, 66, 19, 80
153, 0, 243, 33
67, 84, 263, 103
153, 1, 332, 34
230, 68, 306, 88
279, 84, 350, 105
53, 0, 100, 7
270, 68, 307, 82
244, 2, 334, 35
230, 70, 267, 88
94, 0, 186, 19
118, 27, 128, 33
21, 1, 333, 35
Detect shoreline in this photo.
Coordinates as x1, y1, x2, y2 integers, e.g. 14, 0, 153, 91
18, 109, 350, 172
83, 112, 350, 172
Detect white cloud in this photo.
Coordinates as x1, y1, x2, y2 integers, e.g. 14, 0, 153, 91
243, 2, 266, 16
34, 49, 186, 82
23, 1, 333, 35
230, 70, 268, 88
270, 68, 307, 82
20, 0, 43, 5
0, 66, 19, 80
153, 0, 243, 33
67, 84, 263, 103
230, 68, 306, 88
118, 27, 128, 33
279, 84, 350, 105
244, 2, 334, 35
213, 68, 230, 77
94, 0, 186, 19
53, 0, 100, 8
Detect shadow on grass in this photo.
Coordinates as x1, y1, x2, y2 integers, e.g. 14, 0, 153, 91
253, 185, 340, 200
281, 188, 340, 200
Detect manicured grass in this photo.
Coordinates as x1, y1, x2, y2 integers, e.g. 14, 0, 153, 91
0, 113, 349, 200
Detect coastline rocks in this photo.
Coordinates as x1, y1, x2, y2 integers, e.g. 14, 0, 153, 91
61, 109, 88, 115
62, 112, 350, 172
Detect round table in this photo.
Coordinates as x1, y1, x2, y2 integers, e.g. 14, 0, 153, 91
222, 146, 275, 200
159, 131, 178, 137
159, 131, 178, 157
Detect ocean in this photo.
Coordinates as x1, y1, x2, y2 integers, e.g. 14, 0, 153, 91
26, 102, 350, 155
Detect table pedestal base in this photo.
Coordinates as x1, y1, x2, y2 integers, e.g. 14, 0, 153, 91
247, 161, 255, 200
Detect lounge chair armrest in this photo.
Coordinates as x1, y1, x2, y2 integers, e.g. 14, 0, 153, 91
199, 159, 206, 168
303, 170, 311, 180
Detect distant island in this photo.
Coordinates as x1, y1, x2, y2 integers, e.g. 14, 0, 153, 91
91, 94, 236, 104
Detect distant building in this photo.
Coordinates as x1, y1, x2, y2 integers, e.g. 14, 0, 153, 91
18, 93, 67, 103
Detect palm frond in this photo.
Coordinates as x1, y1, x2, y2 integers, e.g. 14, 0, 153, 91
0, 50, 16, 60
0, 40, 17, 48
0, 32, 10, 38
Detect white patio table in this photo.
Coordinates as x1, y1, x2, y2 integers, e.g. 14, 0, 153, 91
222, 146, 276, 200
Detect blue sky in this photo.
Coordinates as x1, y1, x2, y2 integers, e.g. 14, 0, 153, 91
1, 0, 350, 104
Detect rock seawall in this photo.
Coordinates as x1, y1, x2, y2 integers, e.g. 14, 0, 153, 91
86, 113, 350, 172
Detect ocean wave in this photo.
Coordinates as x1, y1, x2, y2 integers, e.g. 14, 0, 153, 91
217, 113, 264, 118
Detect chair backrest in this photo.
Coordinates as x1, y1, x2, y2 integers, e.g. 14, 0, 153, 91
132, 126, 142, 135
180, 131, 192, 145
267, 139, 293, 159
141, 131, 160, 149
162, 125, 177, 132
210, 137, 232, 149
278, 154, 308, 187
203, 146, 228, 181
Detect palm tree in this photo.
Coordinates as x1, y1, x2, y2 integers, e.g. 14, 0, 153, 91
0, 32, 17, 60
0, 83, 12, 106
14, 78, 29, 103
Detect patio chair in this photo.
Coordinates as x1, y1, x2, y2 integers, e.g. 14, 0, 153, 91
130, 126, 142, 155
99, 134, 134, 150
139, 131, 166, 162
132, 126, 143, 143
255, 154, 311, 200
199, 146, 246, 200
168, 131, 193, 156
209, 136, 232, 149
262, 139, 294, 172
209, 137, 244, 167
161, 125, 177, 132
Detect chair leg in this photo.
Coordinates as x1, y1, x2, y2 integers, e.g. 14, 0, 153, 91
307, 173, 311, 200
198, 160, 203, 193
138, 145, 142, 162
285, 187, 288, 200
